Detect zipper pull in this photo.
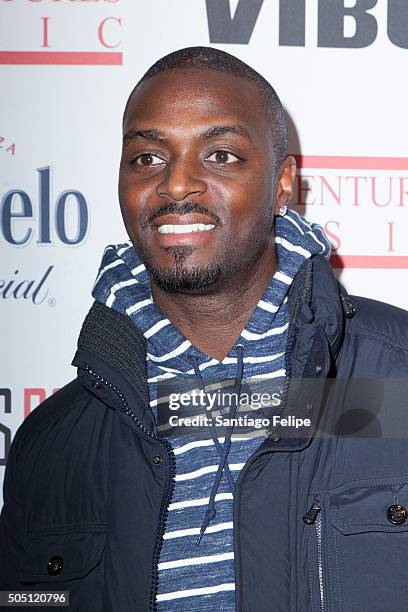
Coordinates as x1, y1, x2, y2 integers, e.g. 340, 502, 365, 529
303, 499, 321, 525
340, 295, 356, 319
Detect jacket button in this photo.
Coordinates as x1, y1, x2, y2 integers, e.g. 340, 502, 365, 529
387, 504, 408, 525
271, 433, 280, 443
152, 454, 163, 465
47, 556, 63, 576
92, 381, 102, 390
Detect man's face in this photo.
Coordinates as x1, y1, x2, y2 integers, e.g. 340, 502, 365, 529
119, 69, 294, 294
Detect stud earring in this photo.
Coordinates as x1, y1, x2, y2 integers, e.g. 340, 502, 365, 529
278, 205, 287, 217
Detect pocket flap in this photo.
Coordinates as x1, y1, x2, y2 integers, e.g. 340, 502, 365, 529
20, 524, 106, 583
331, 480, 408, 535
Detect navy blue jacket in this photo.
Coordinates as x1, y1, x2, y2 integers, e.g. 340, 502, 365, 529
1, 256, 408, 611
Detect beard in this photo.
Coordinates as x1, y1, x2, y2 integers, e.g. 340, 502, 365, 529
142, 246, 224, 294
129, 201, 274, 294
136, 233, 269, 294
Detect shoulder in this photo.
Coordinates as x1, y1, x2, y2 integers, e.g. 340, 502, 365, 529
347, 294, 408, 355
11, 378, 92, 458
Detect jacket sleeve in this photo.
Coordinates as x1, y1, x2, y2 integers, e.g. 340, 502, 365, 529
0, 437, 26, 589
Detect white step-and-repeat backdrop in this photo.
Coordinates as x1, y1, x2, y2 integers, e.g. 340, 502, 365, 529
1, 0, 408, 505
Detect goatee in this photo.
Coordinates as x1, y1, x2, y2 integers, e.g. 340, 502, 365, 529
145, 246, 223, 293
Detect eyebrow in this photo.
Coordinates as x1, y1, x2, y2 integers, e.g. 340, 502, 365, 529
123, 129, 167, 144
199, 125, 253, 142
123, 124, 253, 145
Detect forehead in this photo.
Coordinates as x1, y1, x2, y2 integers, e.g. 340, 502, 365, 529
124, 69, 270, 137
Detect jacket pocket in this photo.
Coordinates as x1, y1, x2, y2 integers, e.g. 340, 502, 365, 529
329, 478, 408, 611
19, 523, 106, 584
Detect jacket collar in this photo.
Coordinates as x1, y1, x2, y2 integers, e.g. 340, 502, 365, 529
288, 255, 345, 359
71, 300, 156, 433
72, 255, 346, 434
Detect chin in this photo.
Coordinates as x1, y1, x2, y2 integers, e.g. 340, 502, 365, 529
148, 264, 223, 294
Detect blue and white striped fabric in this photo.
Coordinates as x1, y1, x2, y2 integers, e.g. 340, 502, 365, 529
92, 209, 331, 610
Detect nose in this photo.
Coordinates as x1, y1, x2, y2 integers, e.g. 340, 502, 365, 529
156, 158, 207, 201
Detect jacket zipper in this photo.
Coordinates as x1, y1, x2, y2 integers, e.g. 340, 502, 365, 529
234, 359, 294, 609
303, 498, 324, 611
83, 365, 176, 612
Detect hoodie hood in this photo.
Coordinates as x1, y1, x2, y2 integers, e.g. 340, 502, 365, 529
91, 209, 331, 375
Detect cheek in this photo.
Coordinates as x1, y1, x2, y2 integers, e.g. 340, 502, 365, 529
224, 171, 273, 211
119, 174, 152, 218
222, 197, 275, 243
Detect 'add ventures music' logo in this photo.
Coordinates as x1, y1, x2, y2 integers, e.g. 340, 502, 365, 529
0, 0, 122, 65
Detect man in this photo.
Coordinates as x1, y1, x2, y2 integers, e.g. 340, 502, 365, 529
1, 46, 408, 612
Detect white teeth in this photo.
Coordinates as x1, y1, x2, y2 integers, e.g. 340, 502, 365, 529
157, 223, 215, 234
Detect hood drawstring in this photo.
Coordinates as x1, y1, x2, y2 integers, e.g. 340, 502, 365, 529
191, 345, 245, 545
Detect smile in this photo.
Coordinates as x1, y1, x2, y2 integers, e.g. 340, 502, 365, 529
157, 223, 215, 234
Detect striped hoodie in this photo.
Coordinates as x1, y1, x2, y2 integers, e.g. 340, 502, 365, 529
92, 209, 331, 610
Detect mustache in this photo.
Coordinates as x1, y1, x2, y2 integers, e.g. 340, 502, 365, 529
143, 202, 221, 228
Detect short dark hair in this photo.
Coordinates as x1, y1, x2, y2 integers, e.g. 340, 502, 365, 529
123, 46, 288, 163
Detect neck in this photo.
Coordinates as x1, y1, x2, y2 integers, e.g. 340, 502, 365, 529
150, 250, 277, 361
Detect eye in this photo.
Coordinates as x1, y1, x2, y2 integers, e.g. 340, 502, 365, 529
134, 153, 166, 167
205, 150, 241, 164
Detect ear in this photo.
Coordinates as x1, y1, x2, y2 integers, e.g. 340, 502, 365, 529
274, 155, 297, 215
